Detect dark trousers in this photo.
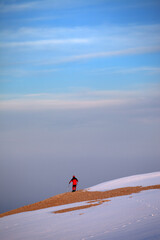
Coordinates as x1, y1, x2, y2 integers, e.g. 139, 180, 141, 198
72, 185, 77, 192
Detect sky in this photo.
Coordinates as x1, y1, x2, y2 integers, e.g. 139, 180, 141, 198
0, 0, 160, 213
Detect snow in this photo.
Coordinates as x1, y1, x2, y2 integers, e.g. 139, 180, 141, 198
87, 172, 160, 191
0, 172, 160, 240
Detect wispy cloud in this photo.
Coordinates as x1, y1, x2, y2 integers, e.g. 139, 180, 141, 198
0, 68, 60, 77
0, 87, 159, 111
0, 90, 125, 110
1, 65, 160, 78
0, 38, 91, 48
90, 66, 160, 75
0, 1, 39, 12
1, 46, 160, 67
38, 46, 160, 65
1, 0, 159, 13
0, 0, 106, 13
1, 24, 160, 66
0, 98, 126, 111
116, 67, 160, 74
1, 24, 160, 43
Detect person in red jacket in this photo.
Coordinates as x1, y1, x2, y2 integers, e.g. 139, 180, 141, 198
69, 175, 78, 192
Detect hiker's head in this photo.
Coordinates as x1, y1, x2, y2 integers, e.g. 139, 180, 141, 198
73, 175, 75, 178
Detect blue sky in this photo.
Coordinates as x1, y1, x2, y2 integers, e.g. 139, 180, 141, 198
0, 0, 160, 100
0, 0, 160, 213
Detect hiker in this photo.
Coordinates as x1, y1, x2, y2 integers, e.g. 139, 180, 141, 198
69, 175, 78, 192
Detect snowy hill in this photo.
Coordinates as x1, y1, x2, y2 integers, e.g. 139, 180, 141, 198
87, 172, 160, 191
0, 172, 160, 240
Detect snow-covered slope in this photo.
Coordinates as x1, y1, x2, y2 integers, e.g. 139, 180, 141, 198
87, 172, 160, 191
0, 172, 160, 240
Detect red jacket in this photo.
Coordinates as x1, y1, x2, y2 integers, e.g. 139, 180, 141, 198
69, 176, 78, 185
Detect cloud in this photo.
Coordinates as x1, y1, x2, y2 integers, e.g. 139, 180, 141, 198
1, 0, 159, 13
0, 67, 60, 77
40, 46, 160, 65
1, 24, 160, 67
90, 66, 160, 75
1, 45, 160, 68
115, 67, 160, 74
0, 1, 39, 12
0, 98, 125, 111
1, 65, 160, 78
0, 38, 91, 48
0, 0, 106, 13
1, 24, 160, 44
0, 87, 159, 111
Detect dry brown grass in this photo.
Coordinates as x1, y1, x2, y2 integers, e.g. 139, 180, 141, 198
54, 199, 110, 214
0, 184, 160, 217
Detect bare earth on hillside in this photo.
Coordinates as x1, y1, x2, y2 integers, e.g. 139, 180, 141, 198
0, 185, 160, 217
